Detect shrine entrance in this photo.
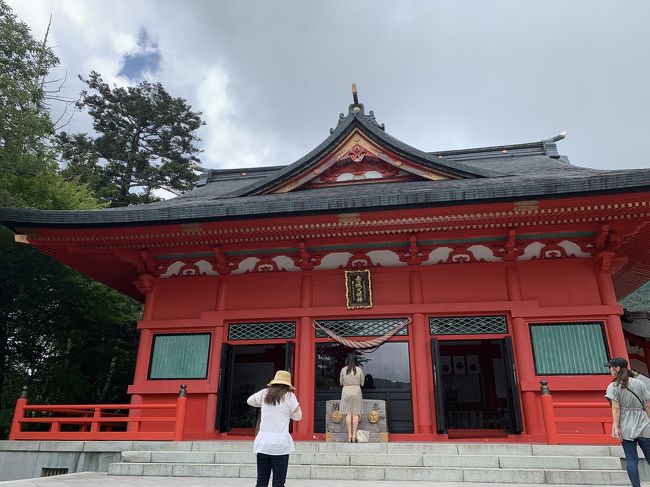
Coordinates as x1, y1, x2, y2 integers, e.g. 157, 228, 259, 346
216, 343, 294, 433
314, 342, 414, 433
431, 337, 522, 437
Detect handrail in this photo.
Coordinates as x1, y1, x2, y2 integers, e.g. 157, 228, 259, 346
539, 380, 615, 445
9, 384, 188, 441
23, 403, 175, 411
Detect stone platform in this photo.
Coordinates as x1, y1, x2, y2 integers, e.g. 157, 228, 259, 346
105, 442, 631, 484
1, 440, 648, 485
325, 399, 387, 442
6, 472, 650, 487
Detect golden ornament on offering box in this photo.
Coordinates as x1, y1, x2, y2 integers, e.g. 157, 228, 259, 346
330, 403, 343, 424
367, 404, 380, 424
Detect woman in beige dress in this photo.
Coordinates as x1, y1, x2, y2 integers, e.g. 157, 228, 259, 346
340, 352, 364, 442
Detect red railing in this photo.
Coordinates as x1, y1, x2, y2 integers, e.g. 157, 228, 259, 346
538, 380, 618, 445
9, 385, 188, 441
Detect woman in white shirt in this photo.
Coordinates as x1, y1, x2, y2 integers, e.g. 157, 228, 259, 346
247, 370, 302, 487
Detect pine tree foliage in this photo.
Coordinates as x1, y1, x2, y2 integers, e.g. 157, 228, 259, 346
59, 72, 204, 205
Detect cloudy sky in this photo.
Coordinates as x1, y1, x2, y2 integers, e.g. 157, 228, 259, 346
9, 0, 650, 170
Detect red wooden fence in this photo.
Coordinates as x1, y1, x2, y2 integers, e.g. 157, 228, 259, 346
7, 380, 622, 444
9, 385, 188, 441
539, 380, 618, 445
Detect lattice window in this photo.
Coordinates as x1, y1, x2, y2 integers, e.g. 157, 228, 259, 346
315, 318, 409, 338
228, 321, 296, 340
149, 333, 211, 380
530, 322, 608, 375
429, 316, 508, 335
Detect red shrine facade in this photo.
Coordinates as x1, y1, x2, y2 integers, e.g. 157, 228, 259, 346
4, 97, 650, 444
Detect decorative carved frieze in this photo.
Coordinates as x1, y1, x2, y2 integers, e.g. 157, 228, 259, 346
346, 252, 372, 269
155, 238, 598, 279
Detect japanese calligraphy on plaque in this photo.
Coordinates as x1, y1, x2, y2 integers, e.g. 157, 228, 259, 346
345, 269, 372, 309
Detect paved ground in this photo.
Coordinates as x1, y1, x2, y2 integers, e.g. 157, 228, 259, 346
1, 473, 650, 487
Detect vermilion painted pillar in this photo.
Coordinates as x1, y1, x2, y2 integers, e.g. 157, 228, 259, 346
206, 279, 227, 432
132, 328, 153, 385
411, 313, 433, 434
596, 253, 628, 358
129, 277, 156, 431
506, 264, 542, 435
128, 328, 151, 432
215, 278, 227, 311
205, 341, 222, 432
140, 276, 157, 321
132, 278, 157, 385
605, 314, 629, 359
409, 271, 433, 434
295, 276, 314, 435
205, 329, 224, 432
127, 393, 143, 433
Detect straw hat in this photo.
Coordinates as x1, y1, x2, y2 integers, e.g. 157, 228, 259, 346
267, 370, 295, 390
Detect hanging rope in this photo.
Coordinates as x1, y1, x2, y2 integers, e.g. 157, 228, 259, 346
313, 317, 411, 351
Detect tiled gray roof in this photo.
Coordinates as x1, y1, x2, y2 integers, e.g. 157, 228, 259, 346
3, 166, 650, 228
1, 106, 650, 228
191, 166, 283, 198
622, 311, 650, 339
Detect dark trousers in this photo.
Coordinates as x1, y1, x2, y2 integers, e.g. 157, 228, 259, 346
621, 437, 650, 487
255, 453, 289, 487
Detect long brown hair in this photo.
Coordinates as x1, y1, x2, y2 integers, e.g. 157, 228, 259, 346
264, 384, 291, 405
345, 352, 358, 375
612, 367, 633, 389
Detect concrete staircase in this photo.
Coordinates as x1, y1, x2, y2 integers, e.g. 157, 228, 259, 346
107, 441, 631, 484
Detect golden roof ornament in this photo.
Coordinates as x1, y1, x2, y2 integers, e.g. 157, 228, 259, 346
350, 83, 363, 114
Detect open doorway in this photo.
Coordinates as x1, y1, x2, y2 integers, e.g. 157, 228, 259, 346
314, 342, 413, 433
216, 343, 293, 433
431, 337, 522, 437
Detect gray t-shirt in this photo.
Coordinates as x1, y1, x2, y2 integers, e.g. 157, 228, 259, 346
605, 377, 650, 441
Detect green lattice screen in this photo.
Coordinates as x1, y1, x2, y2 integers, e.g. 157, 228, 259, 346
149, 333, 211, 379
228, 322, 296, 340
315, 318, 409, 338
530, 322, 609, 375
429, 316, 508, 335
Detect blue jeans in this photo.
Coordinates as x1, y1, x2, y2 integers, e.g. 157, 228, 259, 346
621, 437, 650, 487
255, 453, 289, 487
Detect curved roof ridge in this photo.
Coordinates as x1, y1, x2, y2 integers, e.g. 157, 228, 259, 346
229, 106, 502, 198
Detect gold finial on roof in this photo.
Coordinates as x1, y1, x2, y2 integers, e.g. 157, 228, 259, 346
352, 83, 359, 105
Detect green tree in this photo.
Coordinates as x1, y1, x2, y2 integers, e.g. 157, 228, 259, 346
0, 1, 97, 210
59, 71, 204, 205
0, 1, 141, 438
620, 281, 650, 312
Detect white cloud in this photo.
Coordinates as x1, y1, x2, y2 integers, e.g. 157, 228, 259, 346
196, 67, 273, 168
6, 0, 650, 171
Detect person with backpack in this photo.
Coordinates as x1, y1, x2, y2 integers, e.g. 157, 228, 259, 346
606, 357, 650, 487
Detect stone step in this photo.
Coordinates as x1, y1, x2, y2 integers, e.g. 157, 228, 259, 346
126, 440, 618, 457
120, 450, 622, 470
107, 462, 629, 484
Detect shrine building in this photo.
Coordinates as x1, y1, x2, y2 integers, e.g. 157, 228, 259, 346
3, 93, 650, 444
